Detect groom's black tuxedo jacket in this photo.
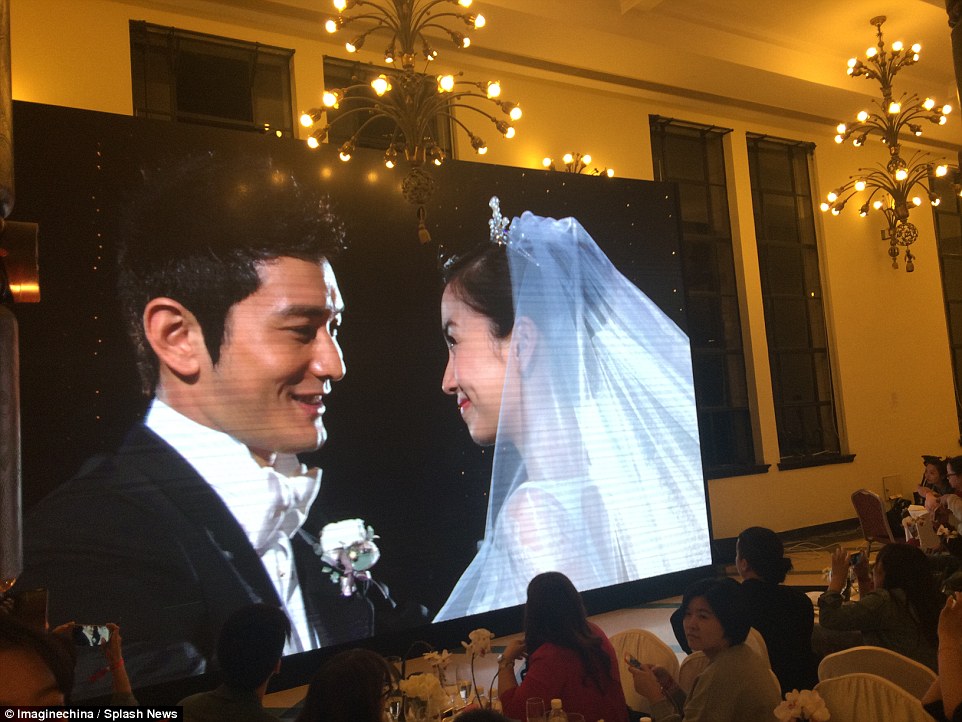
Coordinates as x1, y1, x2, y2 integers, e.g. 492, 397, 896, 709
18, 424, 374, 692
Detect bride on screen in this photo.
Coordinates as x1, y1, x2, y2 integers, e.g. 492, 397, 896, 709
433, 198, 710, 622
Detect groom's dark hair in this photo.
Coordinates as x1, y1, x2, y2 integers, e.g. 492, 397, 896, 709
118, 153, 345, 395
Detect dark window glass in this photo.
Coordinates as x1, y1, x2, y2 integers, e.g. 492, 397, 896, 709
650, 116, 758, 477
747, 134, 842, 462
129, 21, 294, 136
932, 177, 962, 435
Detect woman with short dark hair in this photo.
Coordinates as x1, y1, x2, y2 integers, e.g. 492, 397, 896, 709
630, 577, 780, 722
497, 572, 628, 722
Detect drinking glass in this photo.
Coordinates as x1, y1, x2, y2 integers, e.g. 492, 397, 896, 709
526, 697, 546, 722
456, 664, 473, 705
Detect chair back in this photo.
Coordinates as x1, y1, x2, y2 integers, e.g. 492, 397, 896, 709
851, 489, 896, 555
609, 628, 680, 713
817, 645, 937, 699
744, 627, 771, 668
814, 672, 936, 722
677, 651, 710, 696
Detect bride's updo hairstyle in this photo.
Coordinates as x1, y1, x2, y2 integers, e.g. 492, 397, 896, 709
737, 526, 792, 584
441, 242, 514, 340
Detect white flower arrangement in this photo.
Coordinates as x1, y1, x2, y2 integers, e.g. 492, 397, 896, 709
399, 672, 449, 716
461, 628, 494, 657
774, 689, 830, 722
422, 649, 451, 686
937, 525, 960, 539
460, 628, 495, 708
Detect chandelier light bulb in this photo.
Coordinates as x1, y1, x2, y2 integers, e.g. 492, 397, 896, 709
477, 145, 488, 155
458, 0, 472, 6
913, 53, 920, 61
563, 152, 574, 164
542, 157, 552, 168
508, 105, 522, 121
486, 81, 502, 98
847, 57, 857, 68
859, 203, 869, 216
820, 202, 830, 212
385, 159, 394, 168
931, 194, 941, 206
325, 18, 338, 33
923, 98, 936, 110
873, 200, 884, 210
306, 136, 320, 149
504, 126, 515, 138
892, 40, 903, 52
322, 90, 340, 108
333, 0, 347, 11
888, 101, 901, 114
345, 41, 357, 53
895, 168, 908, 181
827, 191, 839, 202
854, 180, 866, 192
339, 151, 351, 161
912, 43, 921, 53
836, 123, 847, 134
866, 47, 877, 58
937, 164, 949, 177
462, 36, 471, 47
438, 74, 455, 92
606, 168, 615, 178
582, 154, 592, 164
299, 112, 314, 127
912, 196, 922, 206
940, 115, 948, 125
474, 14, 485, 29
944, 104, 953, 114
857, 110, 869, 122
831, 207, 841, 216
371, 75, 391, 96
835, 134, 844, 144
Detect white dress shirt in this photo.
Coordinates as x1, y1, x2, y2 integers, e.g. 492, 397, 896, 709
146, 398, 320, 654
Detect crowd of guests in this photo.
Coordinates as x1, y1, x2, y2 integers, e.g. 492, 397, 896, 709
5, 521, 962, 722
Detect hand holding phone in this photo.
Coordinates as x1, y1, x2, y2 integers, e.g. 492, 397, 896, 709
624, 653, 642, 669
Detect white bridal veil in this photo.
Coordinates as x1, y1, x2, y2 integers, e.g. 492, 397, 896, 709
434, 204, 711, 622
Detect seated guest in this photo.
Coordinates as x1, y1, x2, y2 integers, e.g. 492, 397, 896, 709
631, 577, 778, 722
819, 543, 942, 670
0, 614, 74, 705
922, 592, 962, 722
295, 648, 397, 722
179, 604, 290, 722
937, 456, 962, 530
671, 527, 817, 694
918, 456, 952, 506
497, 572, 628, 722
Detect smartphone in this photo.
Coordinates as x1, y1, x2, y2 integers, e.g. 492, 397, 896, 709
72, 624, 110, 646
624, 653, 642, 668
849, 551, 863, 567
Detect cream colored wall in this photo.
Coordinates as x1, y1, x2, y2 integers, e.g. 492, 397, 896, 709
11, 0, 962, 539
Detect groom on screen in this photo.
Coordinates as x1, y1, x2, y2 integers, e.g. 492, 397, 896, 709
18, 155, 374, 691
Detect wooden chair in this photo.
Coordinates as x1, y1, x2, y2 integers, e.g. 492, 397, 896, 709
851, 489, 896, 556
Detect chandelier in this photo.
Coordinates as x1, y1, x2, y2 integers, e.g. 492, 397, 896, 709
300, 0, 521, 242
542, 152, 614, 177
819, 16, 953, 272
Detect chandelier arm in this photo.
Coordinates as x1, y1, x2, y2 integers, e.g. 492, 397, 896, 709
442, 102, 499, 122
340, 11, 398, 33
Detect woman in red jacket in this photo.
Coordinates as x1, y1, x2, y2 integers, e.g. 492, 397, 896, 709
497, 572, 628, 722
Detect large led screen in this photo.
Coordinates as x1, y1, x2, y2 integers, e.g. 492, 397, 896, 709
8, 101, 713, 698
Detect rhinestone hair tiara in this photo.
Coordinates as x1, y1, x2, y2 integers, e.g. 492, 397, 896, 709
488, 196, 510, 246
